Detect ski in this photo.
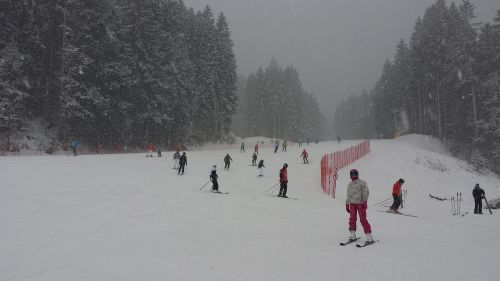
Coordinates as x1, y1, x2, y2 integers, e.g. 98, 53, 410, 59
274, 195, 299, 200
379, 210, 417, 217
356, 240, 376, 248
340, 238, 360, 246
211, 191, 229, 194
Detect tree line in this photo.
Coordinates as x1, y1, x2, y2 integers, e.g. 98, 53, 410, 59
0, 0, 237, 149
334, 0, 500, 172
233, 58, 326, 141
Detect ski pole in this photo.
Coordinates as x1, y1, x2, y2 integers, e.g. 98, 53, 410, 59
451, 196, 455, 215
458, 192, 462, 215
374, 198, 392, 206
265, 182, 280, 192
200, 180, 211, 191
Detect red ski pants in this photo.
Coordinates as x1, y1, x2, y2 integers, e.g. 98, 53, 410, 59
348, 203, 372, 233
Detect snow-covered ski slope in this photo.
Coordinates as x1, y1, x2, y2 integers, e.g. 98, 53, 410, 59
1, 134, 499, 281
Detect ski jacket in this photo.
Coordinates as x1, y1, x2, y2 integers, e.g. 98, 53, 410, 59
252, 153, 257, 160
472, 186, 485, 200
392, 181, 402, 196
301, 150, 308, 158
179, 154, 187, 166
210, 170, 218, 180
258, 160, 265, 168
173, 152, 180, 160
279, 168, 288, 183
255, 144, 259, 150
346, 179, 369, 204
224, 155, 232, 163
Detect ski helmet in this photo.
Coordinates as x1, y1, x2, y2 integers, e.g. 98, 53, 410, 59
283, 163, 288, 168
399, 178, 405, 184
349, 169, 359, 177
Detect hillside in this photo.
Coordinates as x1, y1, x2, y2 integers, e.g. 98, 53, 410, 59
1, 135, 499, 281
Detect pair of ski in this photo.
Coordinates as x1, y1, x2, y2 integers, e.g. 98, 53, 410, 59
273, 195, 299, 200
339, 238, 376, 248
211, 190, 229, 194
380, 210, 417, 217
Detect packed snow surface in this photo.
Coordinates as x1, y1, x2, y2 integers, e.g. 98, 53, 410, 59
1, 135, 499, 281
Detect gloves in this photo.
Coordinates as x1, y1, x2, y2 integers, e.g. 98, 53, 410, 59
362, 201, 368, 209
346, 204, 350, 213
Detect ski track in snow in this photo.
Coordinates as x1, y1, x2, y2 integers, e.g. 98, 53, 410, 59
1, 135, 499, 281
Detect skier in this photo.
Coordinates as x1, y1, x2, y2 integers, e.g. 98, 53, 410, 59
337, 136, 342, 143
307, 138, 310, 145
254, 143, 259, 155
210, 165, 219, 192
278, 163, 288, 197
389, 178, 405, 213
282, 140, 287, 152
274, 140, 279, 154
300, 149, 309, 164
173, 150, 180, 170
178, 152, 187, 175
70, 139, 80, 156
298, 139, 302, 147
258, 159, 265, 177
146, 143, 154, 157
157, 146, 162, 157
472, 183, 485, 214
224, 153, 233, 170
240, 141, 245, 152
251, 152, 258, 166
345, 169, 373, 244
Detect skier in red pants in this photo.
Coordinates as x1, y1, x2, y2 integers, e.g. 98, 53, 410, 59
345, 169, 373, 244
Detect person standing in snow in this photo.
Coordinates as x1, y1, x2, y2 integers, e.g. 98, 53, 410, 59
254, 143, 259, 155
282, 140, 287, 152
274, 140, 279, 154
173, 150, 180, 170
157, 146, 162, 157
240, 141, 245, 152
257, 159, 265, 177
210, 165, 219, 192
472, 183, 485, 214
300, 149, 309, 164
224, 153, 233, 170
298, 139, 302, 147
390, 179, 404, 213
178, 152, 187, 175
251, 152, 258, 166
278, 163, 288, 197
345, 169, 373, 243
70, 139, 80, 156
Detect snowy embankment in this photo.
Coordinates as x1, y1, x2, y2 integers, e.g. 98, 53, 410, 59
1, 135, 499, 281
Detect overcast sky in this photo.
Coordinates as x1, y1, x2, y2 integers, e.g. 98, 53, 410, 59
184, 0, 499, 120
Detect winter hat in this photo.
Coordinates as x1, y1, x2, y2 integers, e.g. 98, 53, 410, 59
399, 178, 405, 184
350, 169, 359, 180
475, 183, 479, 188
283, 163, 288, 168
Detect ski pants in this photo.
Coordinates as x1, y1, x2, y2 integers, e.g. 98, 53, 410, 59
279, 182, 288, 196
252, 159, 257, 166
303, 157, 308, 164
178, 164, 185, 175
212, 179, 219, 191
174, 159, 179, 169
258, 167, 263, 177
224, 162, 230, 170
391, 194, 401, 210
474, 198, 483, 214
348, 203, 372, 234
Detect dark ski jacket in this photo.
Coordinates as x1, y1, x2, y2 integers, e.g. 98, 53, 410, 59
210, 170, 218, 181
258, 160, 265, 168
252, 153, 257, 160
224, 155, 232, 163
472, 186, 485, 200
179, 154, 187, 166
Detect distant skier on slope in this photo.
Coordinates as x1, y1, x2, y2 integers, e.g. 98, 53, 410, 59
173, 150, 180, 170
258, 159, 265, 177
389, 178, 405, 213
345, 169, 373, 244
240, 141, 245, 152
282, 139, 287, 152
472, 183, 485, 214
252, 152, 258, 166
146, 143, 154, 157
278, 163, 288, 197
254, 143, 259, 155
300, 149, 309, 164
274, 140, 279, 154
224, 153, 233, 170
178, 152, 187, 175
210, 165, 219, 192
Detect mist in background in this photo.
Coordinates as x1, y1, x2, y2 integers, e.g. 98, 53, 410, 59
184, 0, 499, 121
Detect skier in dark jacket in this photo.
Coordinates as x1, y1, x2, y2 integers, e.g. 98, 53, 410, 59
210, 165, 219, 192
251, 152, 258, 166
278, 163, 288, 197
472, 183, 485, 214
224, 154, 233, 170
274, 140, 279, 154
258, 159, 265, 177
178, 152, 187, 175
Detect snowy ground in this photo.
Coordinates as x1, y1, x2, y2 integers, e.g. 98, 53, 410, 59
1, 135, 499, 281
